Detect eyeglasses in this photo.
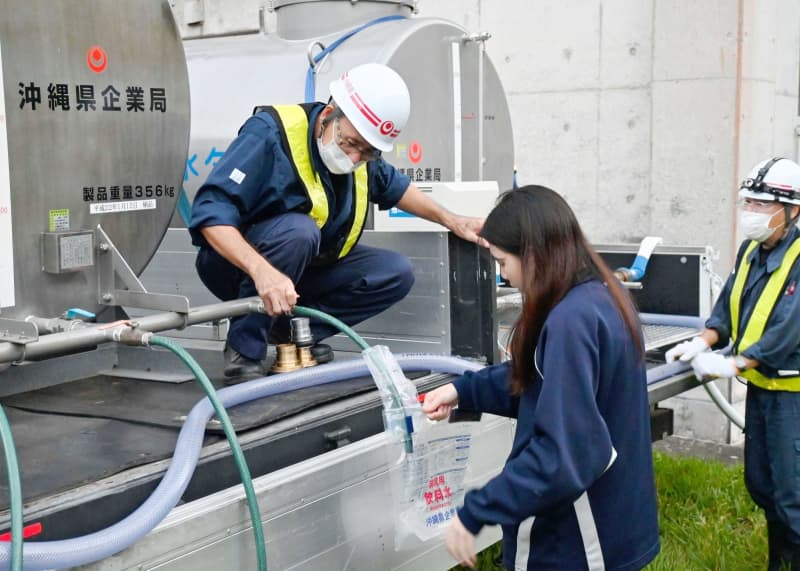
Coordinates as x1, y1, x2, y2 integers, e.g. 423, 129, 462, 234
333, 118, 382, 161
738, 197, 781, 212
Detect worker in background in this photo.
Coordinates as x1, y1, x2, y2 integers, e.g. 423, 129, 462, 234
423, 186, 660, 570
666, 157, 800, 570
189, 63, 482, 381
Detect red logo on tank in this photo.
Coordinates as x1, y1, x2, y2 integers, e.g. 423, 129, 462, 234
87, 46, 108, 74
408, 141, 423, 164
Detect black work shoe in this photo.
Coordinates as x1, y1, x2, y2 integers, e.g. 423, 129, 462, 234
223, 345, 265, 381
310, 343, 334, 364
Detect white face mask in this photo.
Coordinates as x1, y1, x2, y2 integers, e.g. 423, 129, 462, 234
316, 135, 357, 175
740, 210, 782, 242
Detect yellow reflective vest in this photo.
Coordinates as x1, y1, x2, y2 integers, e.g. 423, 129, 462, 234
262, 104, 369, 260
730, 238, 800, 390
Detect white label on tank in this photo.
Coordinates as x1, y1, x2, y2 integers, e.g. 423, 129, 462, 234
89, 199, 157, 214
60, 234, 94, 270
0, 42, 15, 309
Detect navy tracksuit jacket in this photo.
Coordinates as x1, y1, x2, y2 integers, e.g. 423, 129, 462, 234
454, 279, 660, 570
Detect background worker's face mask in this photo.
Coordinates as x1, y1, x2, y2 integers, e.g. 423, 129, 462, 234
740, 209, 783, 242
317, 120, 358, 175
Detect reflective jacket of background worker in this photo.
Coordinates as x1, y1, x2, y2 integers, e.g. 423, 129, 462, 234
666, 157, 800, 571
189, 63, 484, 380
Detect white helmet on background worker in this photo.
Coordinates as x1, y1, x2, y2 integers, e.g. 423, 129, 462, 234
328, 63, 411, 153
739, 157, 800, 206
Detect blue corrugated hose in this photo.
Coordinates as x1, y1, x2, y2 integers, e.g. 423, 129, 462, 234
304, 15, 407, 103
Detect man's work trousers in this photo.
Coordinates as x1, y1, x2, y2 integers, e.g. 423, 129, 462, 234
195, 213, 415, 361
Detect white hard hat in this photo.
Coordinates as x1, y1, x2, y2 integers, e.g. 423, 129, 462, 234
739, 157, 800, 206
329, 63, 410, 153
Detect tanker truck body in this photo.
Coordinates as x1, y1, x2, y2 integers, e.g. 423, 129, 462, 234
149, 0, 515, 358
0, 1, 515, 568
0, 1, 709, 568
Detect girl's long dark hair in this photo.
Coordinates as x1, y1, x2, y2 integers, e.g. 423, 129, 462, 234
481, 185, 642, 394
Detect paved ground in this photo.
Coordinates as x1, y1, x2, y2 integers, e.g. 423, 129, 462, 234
653, 435, 744, 466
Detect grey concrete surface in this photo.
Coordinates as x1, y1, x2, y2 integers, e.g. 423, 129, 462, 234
653, 434, 744, 467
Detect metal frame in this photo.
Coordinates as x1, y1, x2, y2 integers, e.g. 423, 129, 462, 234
0, 226, 715, 568
0, 318, 37, 345
594, 243, 715, 317
96, 225, 191, 315
648, 371, 701, 405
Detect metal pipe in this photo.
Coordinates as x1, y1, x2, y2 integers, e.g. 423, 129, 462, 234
0, 297, 264, 364
463, 32, 491, 182
24, 316, 87, 335
476, 34, 488, 181
477, 37, 484, 181
451, 41, 462, 182
731, 0, 744, 264
259, 5, 267, 34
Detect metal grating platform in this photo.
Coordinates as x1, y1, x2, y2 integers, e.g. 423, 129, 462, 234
643, 324, 701, 352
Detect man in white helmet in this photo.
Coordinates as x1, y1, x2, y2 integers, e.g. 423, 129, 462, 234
666, 157, 800, 569
190, 63, 483, 380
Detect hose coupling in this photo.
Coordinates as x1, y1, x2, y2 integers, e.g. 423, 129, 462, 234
614, 267, 643, 283
111, 326, 152, 346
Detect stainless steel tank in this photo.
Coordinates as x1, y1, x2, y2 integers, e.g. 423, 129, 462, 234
0, 0, 190, 320
181, 0, 514, 201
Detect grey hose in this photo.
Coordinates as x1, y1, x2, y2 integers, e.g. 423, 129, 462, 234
0, 354, 481, 570
647, 359, 694, 384
703, 380, 745, 429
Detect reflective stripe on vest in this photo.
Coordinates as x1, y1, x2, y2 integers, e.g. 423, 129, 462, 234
271, 104, 369, 259
340, 166, 369, 258
730, 238, 800, 390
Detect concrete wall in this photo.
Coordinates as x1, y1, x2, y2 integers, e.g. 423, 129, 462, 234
418, 0, 800, 274
168, 0, 800, 444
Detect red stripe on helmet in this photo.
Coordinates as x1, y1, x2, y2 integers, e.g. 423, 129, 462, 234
350, 92, 380, 126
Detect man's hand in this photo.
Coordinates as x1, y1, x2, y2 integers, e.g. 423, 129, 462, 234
252, 264, 299, 316
422, 383, 459, 421
394, 184, 484, 243
200, 225, 298, 316
447, 215, 484, 244
444, 515, 477, 569
665, 336, 709, 363
691, 352, 738, 380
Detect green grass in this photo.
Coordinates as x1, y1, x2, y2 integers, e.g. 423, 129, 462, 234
450, 451, 767, 571
648, 451, 766, 570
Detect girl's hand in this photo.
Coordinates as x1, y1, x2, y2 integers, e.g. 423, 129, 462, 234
422, 383, 459, 421
445, 514, 477, 569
